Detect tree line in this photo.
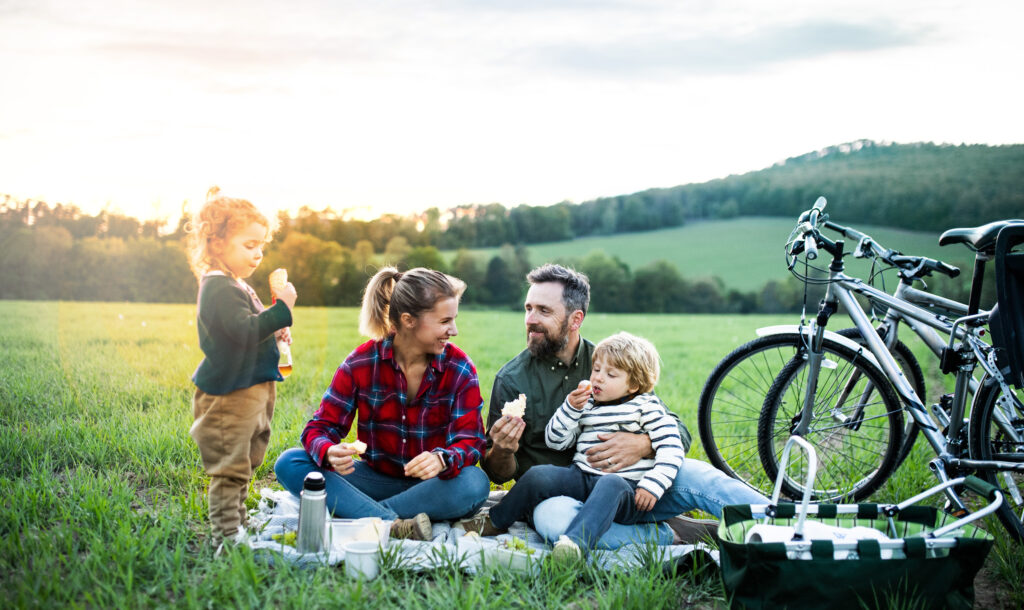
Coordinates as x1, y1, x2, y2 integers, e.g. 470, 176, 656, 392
0, 198, 811, 313
1, 140, 1017, 311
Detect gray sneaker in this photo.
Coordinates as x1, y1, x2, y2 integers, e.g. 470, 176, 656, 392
390, 513, 432, 541
665, 515, 719, 544
550, 535, 582, 563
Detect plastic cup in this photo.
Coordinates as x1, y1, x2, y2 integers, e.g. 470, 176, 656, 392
344, 541, 380, 580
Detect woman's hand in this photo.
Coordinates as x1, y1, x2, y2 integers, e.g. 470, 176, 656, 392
325, 442, 358, 475
404, 451, 444, 480
635, 488, 657, 512
276, 327, 292, 344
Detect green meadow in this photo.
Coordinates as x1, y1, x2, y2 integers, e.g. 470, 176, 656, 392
449, 217, 956, 292
2, 301, 1020, 608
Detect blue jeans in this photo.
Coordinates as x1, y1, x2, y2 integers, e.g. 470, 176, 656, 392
489, 464, 645, 551
274, 447, 490, 521
533, 458, 769, 548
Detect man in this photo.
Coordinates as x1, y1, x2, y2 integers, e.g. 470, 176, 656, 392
480, 264, 768, 547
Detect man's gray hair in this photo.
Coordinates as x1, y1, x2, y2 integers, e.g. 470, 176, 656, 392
526, 264, 590, 316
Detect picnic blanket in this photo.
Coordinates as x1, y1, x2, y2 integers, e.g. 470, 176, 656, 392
244, 488, 719, 572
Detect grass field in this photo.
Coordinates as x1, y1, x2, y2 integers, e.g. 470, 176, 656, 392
446, 217, 959, 292
1, 301, 1021, 608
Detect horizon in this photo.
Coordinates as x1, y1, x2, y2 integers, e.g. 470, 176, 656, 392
2, 1, 1022, 223
4, 139, 1015, 227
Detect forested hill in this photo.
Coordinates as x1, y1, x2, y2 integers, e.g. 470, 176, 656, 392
682, 140, 1023, 232
566, 141, 1023, 240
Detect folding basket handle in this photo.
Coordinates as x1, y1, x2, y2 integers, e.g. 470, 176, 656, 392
770, 436, 817, 538
893, 475, 1004, 538
964, 475, 1000, 501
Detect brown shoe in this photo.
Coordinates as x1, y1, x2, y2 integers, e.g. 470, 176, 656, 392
457, 513, 507, 537
665, 515, 719, 544
390, 513, 432, 541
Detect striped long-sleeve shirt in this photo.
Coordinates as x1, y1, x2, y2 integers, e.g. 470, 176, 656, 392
544, 392, 685, 499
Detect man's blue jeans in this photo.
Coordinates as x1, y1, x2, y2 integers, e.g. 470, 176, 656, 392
532, 458, 769, 549
274, 447, 490, 521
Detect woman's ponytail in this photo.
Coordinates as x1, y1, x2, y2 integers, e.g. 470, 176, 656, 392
358, 267, 402, 339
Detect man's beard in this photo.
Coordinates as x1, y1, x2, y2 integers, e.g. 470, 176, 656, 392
527, 316, 570, 359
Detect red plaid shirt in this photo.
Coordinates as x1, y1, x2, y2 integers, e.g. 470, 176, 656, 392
301, 336, 486, 479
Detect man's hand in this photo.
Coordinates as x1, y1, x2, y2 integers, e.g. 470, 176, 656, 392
404, 451, 444, 480
489, 415, 525, 453
635, 488, 657, 511
325, 443, 359, 475
585, 432, 652, 473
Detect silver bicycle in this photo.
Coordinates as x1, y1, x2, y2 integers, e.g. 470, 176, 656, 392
699, 213, 968, 494
756, 198, 1024, 539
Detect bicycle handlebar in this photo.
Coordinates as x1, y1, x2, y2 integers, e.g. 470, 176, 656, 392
789, 208, 961, 280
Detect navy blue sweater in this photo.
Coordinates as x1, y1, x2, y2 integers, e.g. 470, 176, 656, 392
191, 274, 292, 395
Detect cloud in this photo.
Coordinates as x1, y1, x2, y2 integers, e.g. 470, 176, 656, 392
529, 19, 933, 77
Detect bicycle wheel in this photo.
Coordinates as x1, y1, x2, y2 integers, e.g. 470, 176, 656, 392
968, 376, 1024, 540
835, 327, 925, 467
698, 329, 923, 496
757, 337, 905, 502
698, 334, 807, 495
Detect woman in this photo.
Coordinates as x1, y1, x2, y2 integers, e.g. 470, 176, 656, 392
274, 267, 489, 540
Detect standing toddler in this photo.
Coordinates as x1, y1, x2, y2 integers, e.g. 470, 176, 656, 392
186, 186, 297, 542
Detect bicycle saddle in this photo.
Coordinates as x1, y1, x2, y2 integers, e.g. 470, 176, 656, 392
939, 219, 1024, 253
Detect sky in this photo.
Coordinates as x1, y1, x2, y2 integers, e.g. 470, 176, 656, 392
1, 0, 1022, 223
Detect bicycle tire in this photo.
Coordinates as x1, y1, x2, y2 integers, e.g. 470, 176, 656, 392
697, 329, 923, 497
835, 327, 924, 467
698, 334, 807, 495
757, 337, 905, 502
968, 375, 1024, 541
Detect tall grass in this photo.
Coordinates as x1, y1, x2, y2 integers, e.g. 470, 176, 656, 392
0, 301, 1018, 608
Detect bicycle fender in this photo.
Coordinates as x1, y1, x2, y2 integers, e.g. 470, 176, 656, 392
755, 325, 884, 369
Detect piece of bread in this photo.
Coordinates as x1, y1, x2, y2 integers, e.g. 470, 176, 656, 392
578, 380, 592, 392
269, 268, 288, 296
349, 440, 367, 454
501, 393, 526, 418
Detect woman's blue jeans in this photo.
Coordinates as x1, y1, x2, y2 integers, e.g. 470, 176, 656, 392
274, 447, 490, 521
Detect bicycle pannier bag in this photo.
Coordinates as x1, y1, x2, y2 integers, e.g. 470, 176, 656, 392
991, 224, 1024, 388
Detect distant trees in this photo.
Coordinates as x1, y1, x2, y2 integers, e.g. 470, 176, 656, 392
3, 140, 1021, 311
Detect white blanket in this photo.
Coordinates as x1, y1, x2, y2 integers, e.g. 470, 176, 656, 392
245, 489, 719, 572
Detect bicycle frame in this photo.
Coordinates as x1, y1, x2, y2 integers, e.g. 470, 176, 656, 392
793, 250, 1024, 511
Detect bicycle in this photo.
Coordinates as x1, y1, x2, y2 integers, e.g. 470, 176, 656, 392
755, 199, 1024, 539
698, 211, 969, 494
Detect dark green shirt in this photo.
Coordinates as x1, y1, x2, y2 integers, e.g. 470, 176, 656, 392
484, 337, 691, 483
192, 273, 292, 395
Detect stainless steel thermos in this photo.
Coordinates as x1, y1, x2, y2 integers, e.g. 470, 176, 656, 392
296, 472, 327, 553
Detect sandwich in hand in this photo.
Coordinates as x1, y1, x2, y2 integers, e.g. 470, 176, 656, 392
502, 393, 526, 419
269, 268, 288, 298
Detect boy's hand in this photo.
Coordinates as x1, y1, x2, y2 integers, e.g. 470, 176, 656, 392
566, 383, 592, 410
635, 488, 657, 512
326, 442, 358, 475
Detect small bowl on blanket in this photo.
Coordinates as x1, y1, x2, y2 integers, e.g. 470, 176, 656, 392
330, 518, 392, 554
